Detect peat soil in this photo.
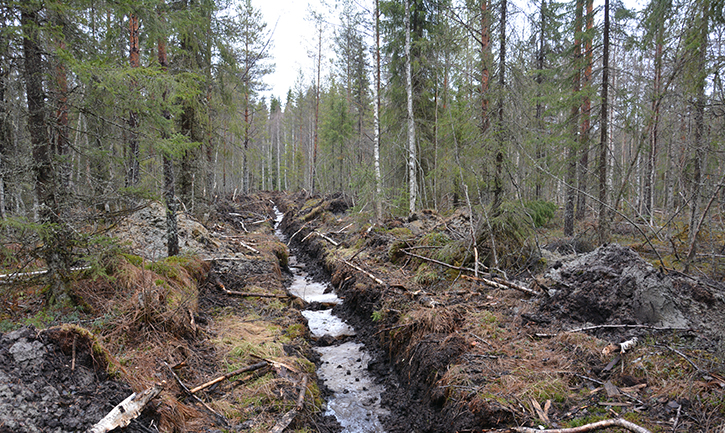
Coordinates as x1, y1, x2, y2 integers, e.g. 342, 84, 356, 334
1, 191, 724, 432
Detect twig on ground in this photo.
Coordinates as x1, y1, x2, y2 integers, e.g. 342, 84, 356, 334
462, 274, 539, 296
268, 376, 308, 433
339, 258, 385, 286
190, 361, 268, 394
221, 288, 291, 299
511, 417, 652, 433
164, 362, 227, 425
288, 222, 309, 244
239, 241, 260, 254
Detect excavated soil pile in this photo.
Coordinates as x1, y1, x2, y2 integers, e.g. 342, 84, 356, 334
541, 244, 725, 340
0, 326, 156, 433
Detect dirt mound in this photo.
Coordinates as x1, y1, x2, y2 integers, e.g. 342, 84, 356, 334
0, 326, 156, 433
541, 244, 725, 338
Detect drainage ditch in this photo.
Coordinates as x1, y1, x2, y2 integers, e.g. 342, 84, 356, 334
274, 207, 389, 433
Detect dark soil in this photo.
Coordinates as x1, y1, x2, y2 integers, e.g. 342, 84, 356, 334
0, 326, 157, 433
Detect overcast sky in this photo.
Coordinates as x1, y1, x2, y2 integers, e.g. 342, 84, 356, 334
253, 0, 328, 103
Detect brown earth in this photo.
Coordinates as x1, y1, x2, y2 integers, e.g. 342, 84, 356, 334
1, 192, 724, 432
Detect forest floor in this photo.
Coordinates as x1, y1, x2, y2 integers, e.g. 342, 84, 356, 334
0, 192, 724, 433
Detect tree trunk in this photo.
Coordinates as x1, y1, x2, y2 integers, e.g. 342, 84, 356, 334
158, 15, 178, 257
565, 0, 583, 237
126, 13, 140, 188
576, 0, 593, 220
405, 0, 417, 214
644, 40, 662, 222
534, 0, 546, 200
598, 0, 611, 243
312, 25, 322, 193
480, 0, 491, 135
491, 0, 507, 215
686, 0, 709, 271
23, 3, 70, 304
374, 0, 383, 221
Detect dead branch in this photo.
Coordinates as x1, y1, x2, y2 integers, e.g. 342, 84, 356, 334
535, 324, 689, 338
339, 258, 385, 286
335, 223, 353, 233
0, 266, 91, 282
164, 362, 227, 425
317, 231, 339, 246
288, 222, 309, 244
511, 417, 652, 433
89, 383, 163, 433
403, 250, 477, 273
462, 274, 539, 296
190, 361, 268, 394
240, 241, 260, 254
296, 375, 308, 411
221, 288, 290, 299
250, 354, 301, 374
269, 376, 308, 433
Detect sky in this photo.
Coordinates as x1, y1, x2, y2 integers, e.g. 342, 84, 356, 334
253, 0, 328, 102
252, 0, 646, 104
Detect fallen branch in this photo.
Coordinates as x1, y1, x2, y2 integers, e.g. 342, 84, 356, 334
190, 361, 268, 394
0, 266, 91, 282
462, 274, 539, 296
317, 231, 339, 246
288, 222, 309, 244
603, 337, 638, 356
164, 362, 227, 426
511, 417, 652, 433
89, 383, 163, 433
338, 258, 385, 286
269, 376, 308, 433
222, 288, 290, 299
240, 241, 260, 254
535, 324, 689, 338
402, 250, 477, 273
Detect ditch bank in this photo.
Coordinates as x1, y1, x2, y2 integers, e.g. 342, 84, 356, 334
273, 191, 725, 433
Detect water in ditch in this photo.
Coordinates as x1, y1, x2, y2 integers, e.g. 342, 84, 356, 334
273, 207, 388, 433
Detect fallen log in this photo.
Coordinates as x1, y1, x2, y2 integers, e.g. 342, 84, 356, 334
190, 361, 268, 394
511, 417, 652, 433
89, 383, 163, 433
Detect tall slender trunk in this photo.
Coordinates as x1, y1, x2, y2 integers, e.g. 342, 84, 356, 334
686, 0, 709, 270
644, 40, 663, 221
576, 0, 593, 219
565, 0, 583, 237
534, 0, 546, 200
158, 8, 178, 257
374, 0, 383, 221
598, 0, 611, 243
405, 0, 416, 214
492, 0, 506, 214
23, 3, 69, 303
480, 0, 491, 135
126, 13, 140, 187
312, 26, 322, 193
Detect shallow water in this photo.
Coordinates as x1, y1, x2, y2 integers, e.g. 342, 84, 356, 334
273, 207, 387, 433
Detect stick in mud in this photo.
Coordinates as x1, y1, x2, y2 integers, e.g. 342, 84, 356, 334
89, 383, 163, 433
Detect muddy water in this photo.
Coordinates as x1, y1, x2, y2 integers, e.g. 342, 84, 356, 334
273, 208, 388, 433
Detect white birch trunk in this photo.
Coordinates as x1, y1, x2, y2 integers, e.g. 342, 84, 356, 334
405, 0, 416, 214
